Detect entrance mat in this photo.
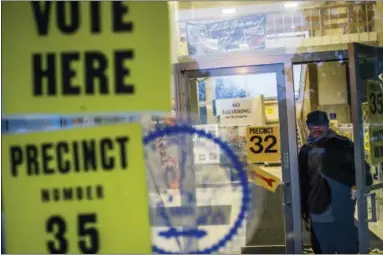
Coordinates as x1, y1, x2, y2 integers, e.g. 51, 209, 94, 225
246, 185, 311, 247
241, 245, 312, 254
241, 246, 383, 254
303, 248, 383, 254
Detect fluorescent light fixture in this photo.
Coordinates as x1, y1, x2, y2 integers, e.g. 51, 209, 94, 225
221, 8, 236, 14
284, 2, 298, 8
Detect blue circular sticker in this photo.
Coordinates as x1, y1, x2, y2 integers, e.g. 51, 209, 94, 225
144, 124, 250, 254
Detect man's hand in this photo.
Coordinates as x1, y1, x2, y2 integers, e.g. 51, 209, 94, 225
302, 215, 310, 231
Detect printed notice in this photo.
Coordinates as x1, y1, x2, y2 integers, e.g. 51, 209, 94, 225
216, 98, 255, 126
2, 123, 152, 253
367, 80, 383, 123
2, 2, 171, 116
369, 124, 383, 165
248, 164, 281, 193
246, 125, 281, 163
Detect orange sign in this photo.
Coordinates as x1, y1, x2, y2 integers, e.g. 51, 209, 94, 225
247, 164, 281, 193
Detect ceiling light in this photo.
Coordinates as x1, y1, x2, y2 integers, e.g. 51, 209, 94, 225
221, 8, 236, 14
284, 2, 298, 8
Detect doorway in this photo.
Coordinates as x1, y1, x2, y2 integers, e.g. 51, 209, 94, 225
173, 45, 383, 254
292, 45, 383, 253
348, 42, 383, 254
174, 53, 302, 253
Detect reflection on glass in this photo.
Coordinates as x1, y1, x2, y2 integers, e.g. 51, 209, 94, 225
172, 1, 380, 253
293, 60, 356, 250
176, 2, 376, 58
355, 53, 383, 250
293, 61, 351, 147
188, 66, 286, 251
293, 57, 383, 251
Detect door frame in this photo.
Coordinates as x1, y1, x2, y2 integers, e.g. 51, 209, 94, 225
174, 51, 302, 253
173, 49, 350, 253
348, 42, 383, 253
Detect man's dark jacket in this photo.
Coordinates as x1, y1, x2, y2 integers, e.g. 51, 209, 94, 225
298, 133, 373, 219
299, 133, 372, 254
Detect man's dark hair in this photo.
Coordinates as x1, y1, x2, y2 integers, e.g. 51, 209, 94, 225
306, 110, 329, 126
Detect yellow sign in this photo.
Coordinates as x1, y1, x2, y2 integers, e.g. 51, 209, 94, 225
265, 106, 274, 116
329, 119, 338, 130
2, 123, 152, 253
246, 125, 281, 163
367, 80, 383, 123
365, 126, 371, 152
339, 126, 353, 141
264, 105, 278, 122
2, 2, 171, 116
369, 124, 383, 165
370, 248, 383, 254
247, 164, 281, 193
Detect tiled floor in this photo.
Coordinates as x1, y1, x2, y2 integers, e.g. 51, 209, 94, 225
368, 191, 383, 249
260, 166, 383, 251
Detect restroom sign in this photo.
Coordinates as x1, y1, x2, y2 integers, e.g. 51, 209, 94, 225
246, 125, 281, 163
2, 123, 152, 253
367, 80, 383, 123
2, 2, 171, 116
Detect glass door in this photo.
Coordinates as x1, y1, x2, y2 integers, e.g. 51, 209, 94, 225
174, 59, 302, 254
348, 42, 383, 253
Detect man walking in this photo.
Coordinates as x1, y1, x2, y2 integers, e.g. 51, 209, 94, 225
298, 110, 372, 254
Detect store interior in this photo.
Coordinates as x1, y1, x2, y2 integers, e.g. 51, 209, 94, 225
3, 1, 383, 254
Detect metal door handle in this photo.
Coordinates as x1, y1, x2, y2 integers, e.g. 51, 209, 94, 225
367, 192, 377, 222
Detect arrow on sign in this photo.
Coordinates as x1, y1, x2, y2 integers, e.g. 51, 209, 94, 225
248, 171, 276, 187
247, 164, 281, 193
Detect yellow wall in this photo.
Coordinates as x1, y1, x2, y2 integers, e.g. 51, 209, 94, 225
317, 62, 348, 106
302, 65, 314, 122
178, 1, 268, 10
302, 62, 351, 124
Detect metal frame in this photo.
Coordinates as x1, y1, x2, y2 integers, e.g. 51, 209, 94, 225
186, 65, 283, 78
348, 42, 369, 254
291, 50, 348, 64
173, 49, 351, 253
187, 64, 287, 101
174, 51, 302, 254
348, 42, 383, 253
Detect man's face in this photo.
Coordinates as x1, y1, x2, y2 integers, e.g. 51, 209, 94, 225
309, 124, 328, 137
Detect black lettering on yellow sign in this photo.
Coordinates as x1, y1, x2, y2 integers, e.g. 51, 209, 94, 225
41, 185, 104, 203
32, 51, 134, 96
374, 146, 383, 158
2, 123, 150, 253
30, 2, 135, 97
249, 135, 278, 154
32, 2, 133, 36
370, 91, 383, 115
248, 127, 278, 155
370, 127, 383, 164
9, 136, 129, 177
372, 129, 383, 143
248, 127, 273, 135
46, 213, 99, 254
